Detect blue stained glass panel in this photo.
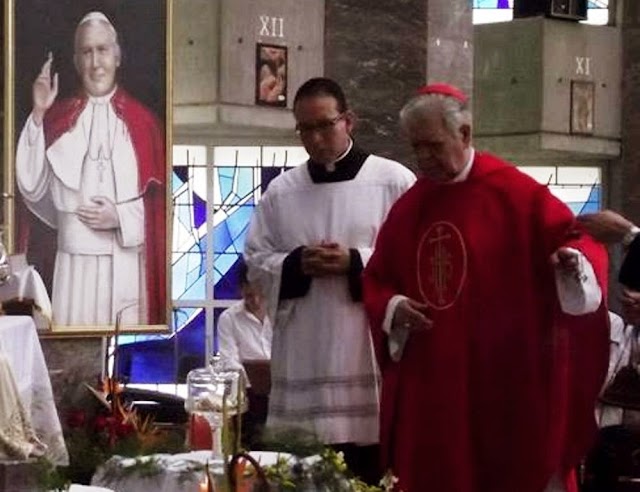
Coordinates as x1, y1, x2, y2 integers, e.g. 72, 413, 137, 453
213, 253, 239, 284
473, 0, 512, 7
236, 168, 256, 198
175, 204, 192, 232
173, 251, 205, 300
192, 192, 207, 229
261, 167, 285, 192
213, 221, 233, 254
578, 184, 601, 214
226, 203, 254, 244
219, 175, 234, 202
117, 308, 207, 383
214, 256, 244, 299
173, 166, 189, 185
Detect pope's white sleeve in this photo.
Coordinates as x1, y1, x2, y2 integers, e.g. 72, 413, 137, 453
115, 197, 145, 248
555, 248, 602, 315
15, 115, 51, 202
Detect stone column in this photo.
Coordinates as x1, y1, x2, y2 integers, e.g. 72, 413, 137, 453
324, 0, 472, 165
41, 338, 104, 418
621, 1, 640, 223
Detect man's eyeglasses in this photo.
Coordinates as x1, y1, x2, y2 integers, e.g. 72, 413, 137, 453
295, 113, 345, 136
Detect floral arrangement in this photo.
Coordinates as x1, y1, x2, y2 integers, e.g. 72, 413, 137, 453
237, 447, 399, 492
38, 309, 187, 490
93, 446, 399, 492
38, 307, 398, 491
197, 428, 400, 492
37, 375, 187, 490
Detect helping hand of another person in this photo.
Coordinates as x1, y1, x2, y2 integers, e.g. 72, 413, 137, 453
75, 196, 121, 230
32, 52, 59, 126
392, 298, 433, 333
301, 242, 350, 277
577, 210, 637, 245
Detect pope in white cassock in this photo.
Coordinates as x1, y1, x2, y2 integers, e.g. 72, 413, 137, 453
16, 12, 166, 326
244, 77, 415, 482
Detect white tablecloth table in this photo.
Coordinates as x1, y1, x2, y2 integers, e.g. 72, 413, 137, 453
0, 255, 52, 330
0, 315, 68, 464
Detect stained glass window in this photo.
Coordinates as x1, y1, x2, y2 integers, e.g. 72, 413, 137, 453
518, 166, 601, 215
118, 145, 307, 386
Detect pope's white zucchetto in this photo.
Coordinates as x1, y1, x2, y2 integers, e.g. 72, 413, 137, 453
77, 11, 114, 29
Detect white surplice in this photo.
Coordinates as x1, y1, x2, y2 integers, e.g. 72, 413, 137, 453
244, 155, 415, 444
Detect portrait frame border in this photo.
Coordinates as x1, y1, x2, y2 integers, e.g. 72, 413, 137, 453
3, 0, 173, 337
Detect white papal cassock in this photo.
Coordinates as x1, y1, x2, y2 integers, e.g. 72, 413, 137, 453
16, 88, 146, 326
244, 149, 415, 444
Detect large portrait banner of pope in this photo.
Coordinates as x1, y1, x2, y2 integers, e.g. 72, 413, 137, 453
4, 0, 171, 335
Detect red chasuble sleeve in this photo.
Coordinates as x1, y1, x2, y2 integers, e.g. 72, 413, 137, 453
533, 187, 609, 473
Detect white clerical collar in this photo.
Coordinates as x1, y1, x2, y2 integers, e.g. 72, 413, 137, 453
87, 85, 117, 105
449, 147, 475, 183
324, 138, 353, 172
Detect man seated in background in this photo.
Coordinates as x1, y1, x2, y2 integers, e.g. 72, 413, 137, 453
217, 259, 272, 446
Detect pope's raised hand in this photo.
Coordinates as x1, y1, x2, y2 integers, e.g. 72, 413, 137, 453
32, 52, 59, 126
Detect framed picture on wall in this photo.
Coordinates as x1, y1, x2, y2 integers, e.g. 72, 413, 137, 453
4, 0, 172, 335
255, 43, 287, 107
570, 80, 595, 135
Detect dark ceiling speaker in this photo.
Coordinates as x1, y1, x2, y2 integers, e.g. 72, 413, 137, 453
513, 0, 588, 21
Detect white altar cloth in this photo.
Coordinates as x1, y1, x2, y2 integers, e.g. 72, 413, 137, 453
0, 255, 52, 330
0, 316, 68, 464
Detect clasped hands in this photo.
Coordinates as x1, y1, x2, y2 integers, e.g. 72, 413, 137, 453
76, 196, 120, 230
301, 242, 350, 277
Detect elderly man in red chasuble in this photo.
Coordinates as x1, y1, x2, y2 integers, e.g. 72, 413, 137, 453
363, 83, 609, 492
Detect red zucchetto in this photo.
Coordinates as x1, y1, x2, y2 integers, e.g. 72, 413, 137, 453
416, 83, 468, 103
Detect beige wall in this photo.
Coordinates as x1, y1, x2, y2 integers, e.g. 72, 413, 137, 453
173, 0, 324, 138
474, 17, 620, 162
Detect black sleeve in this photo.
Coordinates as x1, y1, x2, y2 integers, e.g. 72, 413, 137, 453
347, 248, 364, 302
279, 246, 312, 300
620, 235, 640, 290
